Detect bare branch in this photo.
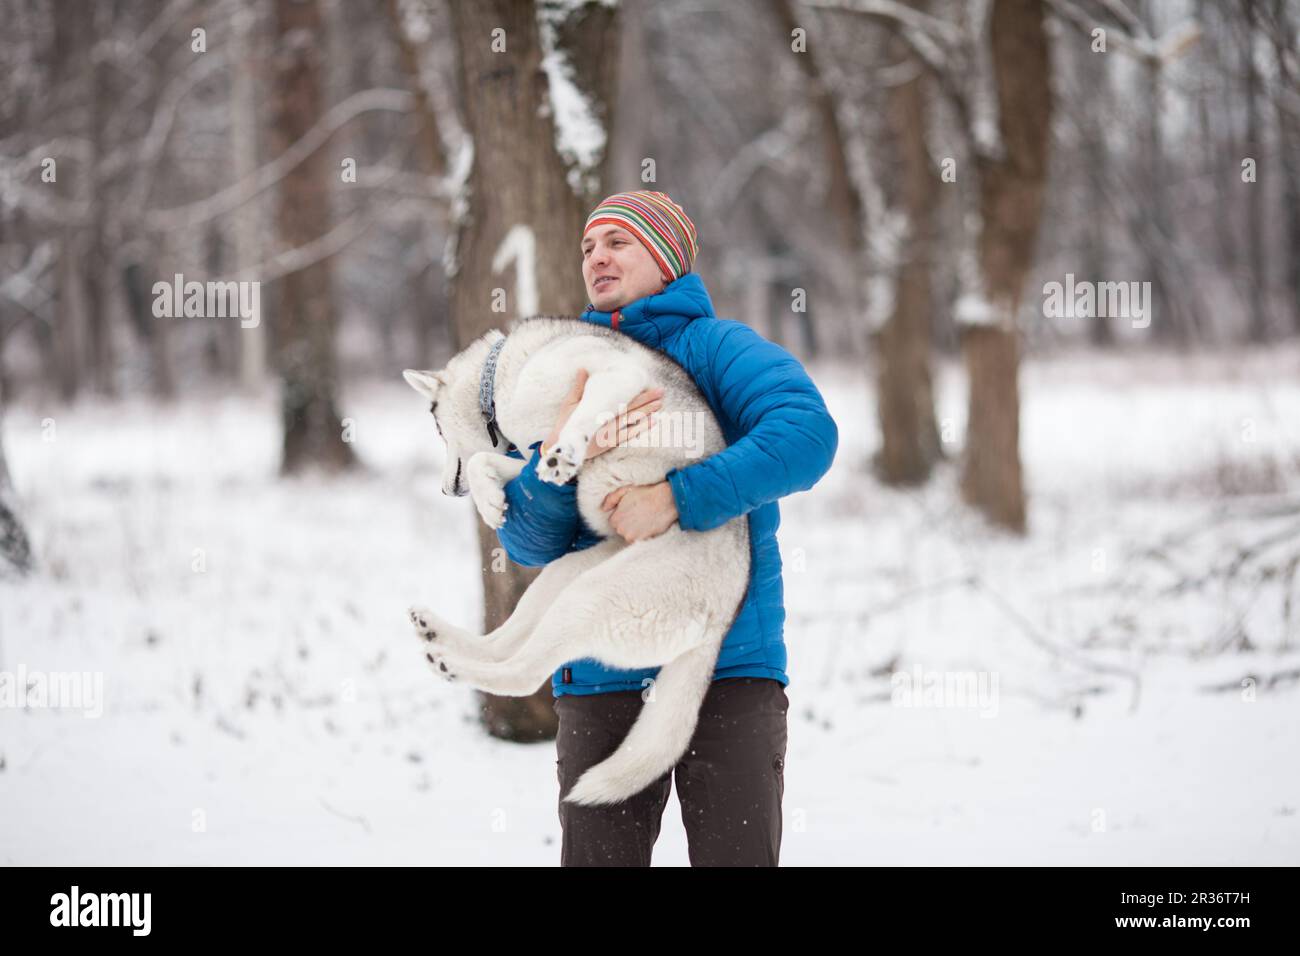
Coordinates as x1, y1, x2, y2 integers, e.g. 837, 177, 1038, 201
121, 47, 230, 215
800, 0, 979, 158
802, 0, 962, 55
1047, 0, 1200, 65
144, 88, 417, 233
707, 109, 813, 216
1090, 0, 1146, 37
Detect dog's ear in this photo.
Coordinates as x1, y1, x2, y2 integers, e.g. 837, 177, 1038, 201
403, 368, 444, 400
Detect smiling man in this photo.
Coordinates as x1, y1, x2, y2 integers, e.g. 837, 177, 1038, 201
495, 189, 838, 867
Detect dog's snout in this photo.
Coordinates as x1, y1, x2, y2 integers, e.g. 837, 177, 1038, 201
546, 456, 557, 468
444, 459, 464, 498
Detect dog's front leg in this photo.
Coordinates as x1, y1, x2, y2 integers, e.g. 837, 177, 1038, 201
466, 451, 525, 529
537, 367, 652, 485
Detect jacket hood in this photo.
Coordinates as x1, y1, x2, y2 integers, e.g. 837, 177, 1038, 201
581, 272, 717, 349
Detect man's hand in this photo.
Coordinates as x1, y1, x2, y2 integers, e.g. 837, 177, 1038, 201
601, 481, 678, 543
543, 370, 663, 462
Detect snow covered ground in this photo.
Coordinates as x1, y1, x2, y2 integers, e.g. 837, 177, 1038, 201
2, 346, 1299, 866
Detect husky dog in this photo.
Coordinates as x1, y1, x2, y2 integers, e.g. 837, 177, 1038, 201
403, 317, 750, 807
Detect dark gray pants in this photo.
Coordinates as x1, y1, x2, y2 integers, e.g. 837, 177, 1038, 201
554, 677, 788, 867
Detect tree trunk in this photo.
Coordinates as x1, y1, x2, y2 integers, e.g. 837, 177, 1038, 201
960, 0, 1052, 534
47, 10, 91, 402
448, 0, 619, 741
0, 395, 34, 576
961, 325, 1025, 531
384, 0, 449, 181
232, 1, 269, 393
752, 258, 779, 348
201, 225, 229, 382
1077, 33, 1113, 347
54, 230, 81, 402
81, 4, 114, 397
122, 259, 176, 399
1271, 0, 1300, 330
1138, 0, 1202, 343
1243, 0, 1268, 342
271, 0, 356, 474
773, 0, 865, 260
1197, 1, 1239, 276
384, 0, 453, 368
876, 22, 942, 486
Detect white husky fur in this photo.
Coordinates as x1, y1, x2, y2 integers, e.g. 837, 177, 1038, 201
403, 317, 750, 807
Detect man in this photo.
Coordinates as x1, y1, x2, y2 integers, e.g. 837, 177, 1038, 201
496, 190, 838, 866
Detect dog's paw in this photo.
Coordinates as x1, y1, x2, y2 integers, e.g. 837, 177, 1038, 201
466, 457, 509, 529
408, 606, 440, 643
423, 649, 456, 682
537, 440, 584, 485
472, 484, 508, 529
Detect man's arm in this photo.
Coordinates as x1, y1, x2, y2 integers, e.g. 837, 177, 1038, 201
665, 321, 838, 532
496, 441, 584, 567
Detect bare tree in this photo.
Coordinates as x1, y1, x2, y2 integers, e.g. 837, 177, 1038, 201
82, 4, 115, 396
0, 395, 33, 576
385, 0, 459, 367
271, 0, 356, 473
1117, 0, 1205, 343
1071, 22, 1114, 347
774, 0, 865, 262
446, 0, 620, 741
1264, 0, 1300, 330
1241, 0, 1269, 342
874, 17, 942, 485
232, 0, 270, 392
1136, 5, 1184, 343
778, 0, 942, 484
959, 0, 1053, 533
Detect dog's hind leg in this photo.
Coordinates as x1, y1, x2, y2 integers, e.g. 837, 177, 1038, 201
410, 535, 623, 663
428, 527, 737, 697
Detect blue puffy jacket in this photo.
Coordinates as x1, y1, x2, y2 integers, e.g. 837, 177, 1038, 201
497, 272, 838, 697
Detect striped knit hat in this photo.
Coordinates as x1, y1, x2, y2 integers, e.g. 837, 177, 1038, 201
583, 190, 700, 282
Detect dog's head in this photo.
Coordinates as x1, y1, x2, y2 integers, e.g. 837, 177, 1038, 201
403, 330, 506, 497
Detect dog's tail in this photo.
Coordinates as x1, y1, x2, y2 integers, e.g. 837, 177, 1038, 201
561, 641, 720, 807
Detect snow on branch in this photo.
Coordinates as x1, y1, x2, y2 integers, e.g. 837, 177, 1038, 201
1091, 0, 1145, 36
1046, 0, 1200, 66
536, 0, 612, 198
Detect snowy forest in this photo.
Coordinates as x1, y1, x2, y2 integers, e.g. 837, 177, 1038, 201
1, 0, 1298, 865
